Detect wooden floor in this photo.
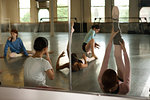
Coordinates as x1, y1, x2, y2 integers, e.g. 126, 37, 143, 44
0, 32, 150, 98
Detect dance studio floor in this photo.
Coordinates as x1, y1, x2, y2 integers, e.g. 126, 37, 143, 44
0, 32, 150, 98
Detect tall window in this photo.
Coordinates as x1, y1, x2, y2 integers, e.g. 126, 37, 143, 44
19, 0, 30, 22
38, 9, 49, 22
140, 7, 150, 22
57, 0, 68, 21
91, 0, 105, 22
114, 0, 129, 22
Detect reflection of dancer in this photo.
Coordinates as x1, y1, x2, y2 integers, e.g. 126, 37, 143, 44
1, 29, 53, 58
3, 29, 29, 58
82, 25, 100, 59
98, 7, 130, 94
24, 37, 54, 87
56, 23, 95, 72
98, 29, 130, 94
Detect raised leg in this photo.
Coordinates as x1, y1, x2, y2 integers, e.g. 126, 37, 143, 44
114, 45, 125, 80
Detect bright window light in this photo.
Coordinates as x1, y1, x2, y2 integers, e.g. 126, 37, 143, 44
19, 0, 30, 22
91, 0, 105, 22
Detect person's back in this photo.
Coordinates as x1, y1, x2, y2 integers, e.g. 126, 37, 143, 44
24, 57, 53, 87
24, 37, 54, 87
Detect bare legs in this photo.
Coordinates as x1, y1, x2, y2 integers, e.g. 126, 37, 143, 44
114, 45, 124, 80
85, 39, 97, 58
9, 52, 23, 58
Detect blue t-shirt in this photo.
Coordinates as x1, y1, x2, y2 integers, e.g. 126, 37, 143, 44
83, 29, 96, 43
4, 38, 28, 57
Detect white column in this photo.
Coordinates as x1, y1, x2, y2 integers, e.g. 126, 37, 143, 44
68, 0, 72, 90
50, 0, 54, 36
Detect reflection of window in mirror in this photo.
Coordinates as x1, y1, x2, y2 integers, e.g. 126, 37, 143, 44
38, 9, 49, 22
19, 0, 31, 22
57, 0, 68, 21
91, 0, 105, 22
114, 0, 129, 22
140, 7, 150, 22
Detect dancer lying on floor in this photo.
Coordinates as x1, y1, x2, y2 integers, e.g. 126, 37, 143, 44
56, 23, 95, 72
98, 28, 130, 94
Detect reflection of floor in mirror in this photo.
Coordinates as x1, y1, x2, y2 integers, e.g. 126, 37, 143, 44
0, 32, 150, 98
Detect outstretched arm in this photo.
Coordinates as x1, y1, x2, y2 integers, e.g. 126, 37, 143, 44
98, 39, 113, 82
120, 41, 130, 93
56, 51, 69, 70
98, 29, 119, 85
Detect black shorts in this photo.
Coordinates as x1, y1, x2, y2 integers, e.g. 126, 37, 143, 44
82, 42, 87, 52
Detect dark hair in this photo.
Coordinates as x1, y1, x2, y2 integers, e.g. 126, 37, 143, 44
11, 29, 18, 38
34, 37, 48, 51
102, 69, 118, 93
71, 53, 78, 64
91, 25, 100, 29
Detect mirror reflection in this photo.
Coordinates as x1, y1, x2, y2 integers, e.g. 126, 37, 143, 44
0, 0, 150, 99
0, 0, 70, 90
71, 0, 150, 98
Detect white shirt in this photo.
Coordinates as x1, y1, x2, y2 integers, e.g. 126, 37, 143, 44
24, 57, 53, 87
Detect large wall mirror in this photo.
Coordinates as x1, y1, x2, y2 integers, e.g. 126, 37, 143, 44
0, 0, 71, 90
0, 0, 150, 99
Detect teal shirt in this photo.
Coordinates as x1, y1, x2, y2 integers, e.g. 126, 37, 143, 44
83, 29, 96, 43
